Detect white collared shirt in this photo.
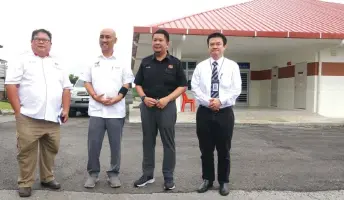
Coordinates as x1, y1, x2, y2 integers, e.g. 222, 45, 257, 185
5, 52, 73, 123
191, 56, 242, 108
80, 55, 135, 118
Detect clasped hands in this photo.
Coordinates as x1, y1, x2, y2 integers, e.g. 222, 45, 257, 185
144, 96, 170, 109
209, 98, 221, 111
93, 94, 122, 106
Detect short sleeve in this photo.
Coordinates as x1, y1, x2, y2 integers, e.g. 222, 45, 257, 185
62, 68, 73, 89
176, 61, 188, 87
134, 62, 144, 86
5, 57, 23, 85
122, 66, 135, 85
79, 64, 92, 83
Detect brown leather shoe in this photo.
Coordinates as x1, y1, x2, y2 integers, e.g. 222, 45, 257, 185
41, 180, 61, 189
18, 187, 31, 197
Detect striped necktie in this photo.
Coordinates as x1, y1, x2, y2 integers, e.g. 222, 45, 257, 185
211, 61, 219, 98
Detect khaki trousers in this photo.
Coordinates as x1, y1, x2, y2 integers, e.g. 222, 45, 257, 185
15, 114, 60, 187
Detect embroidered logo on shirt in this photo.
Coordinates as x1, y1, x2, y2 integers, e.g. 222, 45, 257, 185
168, 65, 173, 69
53, 62, 62, 70
145, 66, 151, 68
94, 61, 100, 67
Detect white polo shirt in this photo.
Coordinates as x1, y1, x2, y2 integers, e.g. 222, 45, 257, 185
79, 55, 134, 118
5, 52, 73, 123
191, 56, 242, 108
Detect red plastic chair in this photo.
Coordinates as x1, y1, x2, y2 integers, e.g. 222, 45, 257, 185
181, 92, 196, 112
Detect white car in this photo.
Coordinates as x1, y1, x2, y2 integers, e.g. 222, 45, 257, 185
69, 79, 134, 117
69, 79, 89, 117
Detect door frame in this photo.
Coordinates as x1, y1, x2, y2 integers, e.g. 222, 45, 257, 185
270, 66, 278, 107
294, 62, 307, 109
236, 69, 250, 106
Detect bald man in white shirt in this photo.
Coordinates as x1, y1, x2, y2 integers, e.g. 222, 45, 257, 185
80, 28, 134, 189
191, 32, 241, 196
5, 29, 72, 197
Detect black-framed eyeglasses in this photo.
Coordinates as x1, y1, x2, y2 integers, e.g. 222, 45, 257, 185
33, 38, 51, 43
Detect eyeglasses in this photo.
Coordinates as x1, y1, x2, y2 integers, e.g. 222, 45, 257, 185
33, 38, 51, 43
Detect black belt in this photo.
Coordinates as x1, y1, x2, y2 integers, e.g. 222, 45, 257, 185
199, 105, 232, 113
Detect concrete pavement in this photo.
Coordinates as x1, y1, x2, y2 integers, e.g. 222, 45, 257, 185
128, 100, 344, 125
1, 117, 344, 199
0, 190, 343, 200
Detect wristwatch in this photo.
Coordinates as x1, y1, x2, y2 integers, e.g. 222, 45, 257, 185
141, 95, 146, 101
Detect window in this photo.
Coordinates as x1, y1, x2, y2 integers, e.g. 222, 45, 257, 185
74, 79, 84, 87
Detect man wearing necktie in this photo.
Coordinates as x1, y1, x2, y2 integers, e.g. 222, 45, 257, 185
191, 32, 242, 196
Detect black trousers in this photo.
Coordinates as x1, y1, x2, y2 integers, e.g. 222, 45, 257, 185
140, 101, 177, 180
196, 105, 235, 183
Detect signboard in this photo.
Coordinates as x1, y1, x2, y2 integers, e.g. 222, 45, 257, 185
238, 62, 250, 69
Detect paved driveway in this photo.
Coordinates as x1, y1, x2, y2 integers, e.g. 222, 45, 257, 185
0, 117, 343, 195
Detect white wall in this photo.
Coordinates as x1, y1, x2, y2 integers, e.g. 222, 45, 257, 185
261, 48, 317, 110
259, 80, 271, 107
306, 76, 317, 112
320, 47, 344, 62
317, 47, 344, 117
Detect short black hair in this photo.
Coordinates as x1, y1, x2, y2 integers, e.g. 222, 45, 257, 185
31, 29, 52, 42
207, 32, 227, 46
152, 28, 169, 42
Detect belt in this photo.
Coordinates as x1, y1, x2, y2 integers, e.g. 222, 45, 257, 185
199, 105, 232, 113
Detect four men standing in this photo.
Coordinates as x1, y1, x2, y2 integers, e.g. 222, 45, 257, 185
5, 28, 241, 197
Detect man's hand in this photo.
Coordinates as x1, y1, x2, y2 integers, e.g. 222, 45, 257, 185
104, 95, 122, 106
209, 98, 221, 111
92, 94, 111, 105
60, 109, 69, 123
144, 97, 158, 108
156, 97, 170, 109
14, 110, 21, 118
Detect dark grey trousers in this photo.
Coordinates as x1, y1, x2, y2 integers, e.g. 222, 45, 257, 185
140, 100, 177, 180
87, 116, 125, 177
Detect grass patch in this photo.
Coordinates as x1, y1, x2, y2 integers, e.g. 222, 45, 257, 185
131, 88, 139, 98
0, 101, 12, 110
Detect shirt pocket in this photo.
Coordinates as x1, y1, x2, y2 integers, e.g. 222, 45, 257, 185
109, 67, 123, 84
220, 70, 232, 89
164, 68, 177, 85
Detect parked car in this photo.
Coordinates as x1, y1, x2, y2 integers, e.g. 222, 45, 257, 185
69, 79, 89, 117
69, 79, 134, 117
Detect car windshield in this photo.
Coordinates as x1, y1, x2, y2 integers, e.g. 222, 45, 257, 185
74, 79, 84, 87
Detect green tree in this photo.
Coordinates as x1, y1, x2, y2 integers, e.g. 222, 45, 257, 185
69, 74, 79, 84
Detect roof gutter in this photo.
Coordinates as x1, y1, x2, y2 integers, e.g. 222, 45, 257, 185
133, 26, 344, 39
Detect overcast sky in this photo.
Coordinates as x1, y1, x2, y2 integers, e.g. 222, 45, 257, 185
0, 0, 343, 75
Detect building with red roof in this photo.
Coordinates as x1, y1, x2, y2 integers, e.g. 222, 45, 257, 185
131, 0, 344, 118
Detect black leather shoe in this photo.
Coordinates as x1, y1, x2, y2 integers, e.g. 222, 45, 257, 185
197, 180, 213, 193
219, 183, 229, 196
18, 187, 31, 197
41, 180, 61, 189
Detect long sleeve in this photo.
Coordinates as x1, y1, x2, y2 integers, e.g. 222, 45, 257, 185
191, 65, 209, 107
219, 63, 242, 106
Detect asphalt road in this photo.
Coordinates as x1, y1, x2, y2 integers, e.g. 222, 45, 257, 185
0, 117, 344, 194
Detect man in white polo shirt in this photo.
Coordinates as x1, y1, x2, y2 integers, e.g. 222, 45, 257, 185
80, 28, 134, 188
5, 29, 73, 197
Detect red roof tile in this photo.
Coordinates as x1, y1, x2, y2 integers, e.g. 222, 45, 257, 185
134, 0, 344, 39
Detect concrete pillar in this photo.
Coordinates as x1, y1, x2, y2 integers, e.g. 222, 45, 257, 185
171, 46, 182, 112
